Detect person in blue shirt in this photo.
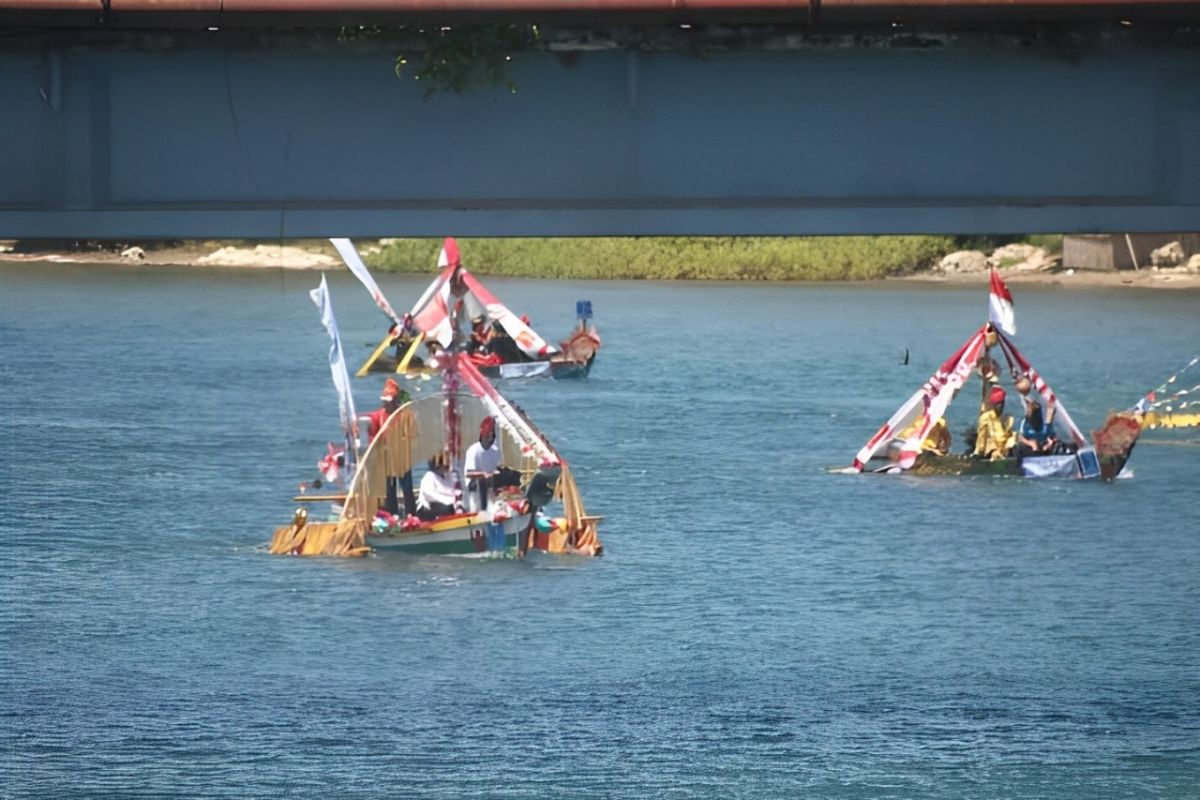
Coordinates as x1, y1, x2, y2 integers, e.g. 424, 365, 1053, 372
1017, 397, 1058, 457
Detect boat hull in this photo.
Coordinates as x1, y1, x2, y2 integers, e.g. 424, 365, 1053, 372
365, 512, 532, 555
871, 450, 1131, 479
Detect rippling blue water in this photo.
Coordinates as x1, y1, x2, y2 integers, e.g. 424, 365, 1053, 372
2, 263, 1198, 798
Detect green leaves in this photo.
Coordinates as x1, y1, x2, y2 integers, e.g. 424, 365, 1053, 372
365, 236, 958, 280
393, 25, 538, 99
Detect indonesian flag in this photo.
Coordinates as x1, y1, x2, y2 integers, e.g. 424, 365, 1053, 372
988, 269, 1017, 336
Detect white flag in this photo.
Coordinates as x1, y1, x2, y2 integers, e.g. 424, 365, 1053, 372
310, 274, 358, 442
988, 269, 1017, 336
330, 237, 400, 323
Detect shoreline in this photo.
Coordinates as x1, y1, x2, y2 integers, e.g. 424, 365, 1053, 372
3, 242, 1199, 289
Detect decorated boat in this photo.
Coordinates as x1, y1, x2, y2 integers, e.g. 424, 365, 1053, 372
269, 274, 602, 558
1141, 356, 1200, 431
848, 270, 1148, 480
331, 237, 600, 380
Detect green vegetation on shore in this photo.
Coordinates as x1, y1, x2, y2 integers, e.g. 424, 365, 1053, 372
5, 233, 1064, 279
367, 236, 960, 280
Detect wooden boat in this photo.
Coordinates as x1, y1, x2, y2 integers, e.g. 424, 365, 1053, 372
331, 237, 600, 380
848, 271, 1147, 481
269, 276, 602, 558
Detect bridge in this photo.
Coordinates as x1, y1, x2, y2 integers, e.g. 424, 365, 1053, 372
1, 1, 1198, 237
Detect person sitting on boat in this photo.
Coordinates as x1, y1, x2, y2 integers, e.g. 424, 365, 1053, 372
467, 316, 490, 355
892, 415, 951, 458
485, 322, 527, 364
389, 313, 424, 368
974, 386, 1015, 460
1016, 397, 1058, 458
416, 452, 459, 521
921, 417, 951, 456
463, 417, 521, 511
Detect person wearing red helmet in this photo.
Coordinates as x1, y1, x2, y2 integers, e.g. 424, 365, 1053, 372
366, 377, 406, 443
464, 417, 501, 511
463, 417, 520, 511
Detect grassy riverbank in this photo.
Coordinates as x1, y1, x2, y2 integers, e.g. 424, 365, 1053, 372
5, 234, 1090, 282
367, 236, 960, 280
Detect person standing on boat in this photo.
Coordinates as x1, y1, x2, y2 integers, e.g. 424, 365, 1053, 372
974, 386, 1015, 460
362, 377, 415, 515
464, 417, 501, 511
1015, 374, 1056, 427
978, 353, 1002, 408
366, 378, 406, 443
416, 452, 459, 521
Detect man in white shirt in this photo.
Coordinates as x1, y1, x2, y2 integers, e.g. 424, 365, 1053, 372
416, 453, 458, 521
463, 417, 501, 511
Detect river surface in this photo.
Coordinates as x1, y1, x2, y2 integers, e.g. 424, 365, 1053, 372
2, 263, 1198, 799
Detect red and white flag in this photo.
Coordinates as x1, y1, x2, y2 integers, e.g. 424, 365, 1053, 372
988, 269, 1017, 336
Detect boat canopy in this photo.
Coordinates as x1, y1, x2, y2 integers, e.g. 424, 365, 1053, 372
339, 354, 595, 548
851, 325, 1087, 472
410, 237, 558, 360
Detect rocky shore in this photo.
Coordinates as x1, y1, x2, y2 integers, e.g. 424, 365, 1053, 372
911, 241, 1200, 289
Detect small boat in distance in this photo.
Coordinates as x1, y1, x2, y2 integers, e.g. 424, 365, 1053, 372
848, 270, 1147, 480
332, 237, 600, 380
269, 273, 602, 558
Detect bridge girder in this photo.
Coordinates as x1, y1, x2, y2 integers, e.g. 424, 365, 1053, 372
1, 26, 1197, 237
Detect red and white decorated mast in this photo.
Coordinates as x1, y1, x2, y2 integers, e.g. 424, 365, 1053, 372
436, 237, 559, 467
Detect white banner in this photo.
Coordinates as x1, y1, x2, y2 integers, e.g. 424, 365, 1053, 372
330, 237, 400, 323
310, 274, 358, 442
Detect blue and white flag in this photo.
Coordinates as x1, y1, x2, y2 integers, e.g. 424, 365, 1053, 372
310, 274, 358, 442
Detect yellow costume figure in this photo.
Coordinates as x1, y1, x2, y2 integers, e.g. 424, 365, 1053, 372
974, 387, 1015, 460
894, 415, 951, 457
921, 417, 951, 456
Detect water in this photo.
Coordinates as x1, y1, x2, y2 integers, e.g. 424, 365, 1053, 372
2, 263, 1198, 798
